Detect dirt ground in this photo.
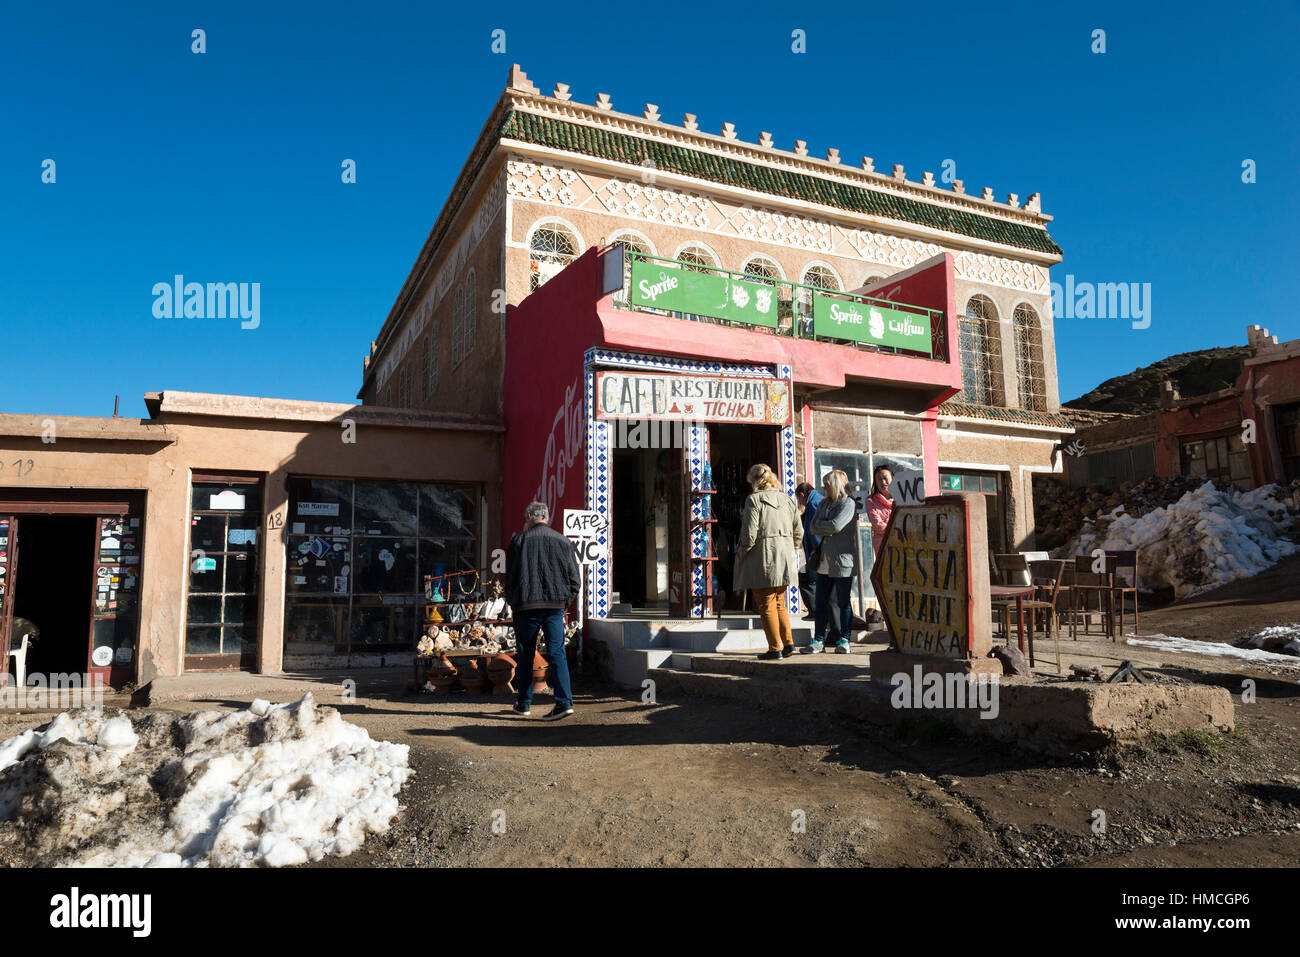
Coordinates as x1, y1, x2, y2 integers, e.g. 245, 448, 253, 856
1, 567, 1298, 868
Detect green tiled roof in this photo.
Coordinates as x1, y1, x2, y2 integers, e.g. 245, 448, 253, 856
939, 400, 1074, 429
500, 111, 1063, 257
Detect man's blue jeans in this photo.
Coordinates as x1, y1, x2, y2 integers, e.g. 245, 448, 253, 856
813, 573, 853, 645
513, 607, 572, 709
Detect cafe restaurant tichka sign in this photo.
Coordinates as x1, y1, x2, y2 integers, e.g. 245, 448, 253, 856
812, 295, 932, 356
595, 371, 793, 427
629, 258, 779, 328
870, 494, 992, 663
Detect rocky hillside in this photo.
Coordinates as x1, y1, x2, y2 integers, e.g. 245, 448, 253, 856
1065, 345, 1250, 415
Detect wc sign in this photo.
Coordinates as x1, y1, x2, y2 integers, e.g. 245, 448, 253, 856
890, 470, 927, 506
563, 509, 608, 565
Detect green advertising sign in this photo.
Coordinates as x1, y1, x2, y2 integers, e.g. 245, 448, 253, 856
812, 294, 932, 355
629, 259, 779, 328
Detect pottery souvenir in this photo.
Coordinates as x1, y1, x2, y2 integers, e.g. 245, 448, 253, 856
458, 656, 487, 694
531, 650, 549, 694
429, 654, 458, 694
484, 653, 515, 694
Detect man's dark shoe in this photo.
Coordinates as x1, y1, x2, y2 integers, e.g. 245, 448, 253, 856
511, 701, 531, 717
757, 650, 782, 660
541, 705, 574, 721
781, 644, 796, 658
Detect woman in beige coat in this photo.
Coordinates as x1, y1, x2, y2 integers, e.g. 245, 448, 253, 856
733, 464, 803, 659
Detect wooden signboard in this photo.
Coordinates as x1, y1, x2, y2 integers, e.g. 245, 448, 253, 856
869, 494, 991, 662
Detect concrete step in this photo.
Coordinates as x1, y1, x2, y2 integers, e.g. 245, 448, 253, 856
611, 648, 674, 687
647, 667, 892, 719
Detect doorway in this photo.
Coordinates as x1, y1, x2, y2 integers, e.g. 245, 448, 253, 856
708, 424, 780, 611
611, 446, 671, 611
13, 515, 95, 678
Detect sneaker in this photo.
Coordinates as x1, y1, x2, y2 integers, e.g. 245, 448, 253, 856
757, 650, 782, 660
541, 705, 574, 721
511, 701, 531, 716
781, 644, 796, 658
834, 639, 851, 654
803, 641, 825, 655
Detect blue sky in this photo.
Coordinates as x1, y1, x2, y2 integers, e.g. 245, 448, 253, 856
1, 0, 1295, 416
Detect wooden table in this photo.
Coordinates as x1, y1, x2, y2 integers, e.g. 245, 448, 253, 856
990, 584, 1036, 657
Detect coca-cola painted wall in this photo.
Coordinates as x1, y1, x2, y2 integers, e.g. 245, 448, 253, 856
502, 247, 607, 544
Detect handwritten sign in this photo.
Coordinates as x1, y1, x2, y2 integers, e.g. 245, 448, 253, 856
890, 469, 926, 506
870, 497, 990, 659
594, 371, 792, 426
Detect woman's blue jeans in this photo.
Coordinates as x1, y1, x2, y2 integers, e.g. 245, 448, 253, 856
813, 573, 853, 644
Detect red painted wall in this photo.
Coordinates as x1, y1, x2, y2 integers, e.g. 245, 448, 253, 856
501, 248, 606, 545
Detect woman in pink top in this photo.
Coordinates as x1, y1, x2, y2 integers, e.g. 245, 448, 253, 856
864, 466, 894, 557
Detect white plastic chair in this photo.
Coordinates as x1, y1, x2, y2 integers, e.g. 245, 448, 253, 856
9, 633, 30, 688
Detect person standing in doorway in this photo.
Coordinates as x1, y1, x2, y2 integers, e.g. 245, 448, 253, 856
794, 481, 823, 618
734, 464, 802, 660
805, 469, 857, 655
506, 500, 581, 720
864, 465, 895, 557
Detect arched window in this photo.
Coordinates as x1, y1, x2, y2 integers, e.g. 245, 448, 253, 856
462, 269, 477, 358
862, 274, 887, 287
529, 222, 580, 291
673, 243, 719, 273
610, 232, 655, 308
742, 257, 788, 332
959, 295, 1004, 406
425, 331, 438, 398
451, 284, 463, 367
1013, 303, 1046, 411
797, 264, 840, 334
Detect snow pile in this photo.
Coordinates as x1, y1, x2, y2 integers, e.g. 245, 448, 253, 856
0, 694, 410, 867
1239, 624, 1300, 657
1067, 482, 1298, 597
1126, 634, 1300, 669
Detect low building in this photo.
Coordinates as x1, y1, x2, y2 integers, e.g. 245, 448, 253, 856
1064, 325, 1300, 491
0, 393, 501, 685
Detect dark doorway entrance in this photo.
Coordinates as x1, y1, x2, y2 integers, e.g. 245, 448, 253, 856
611, 447, 671, 611
14, 515, 95, 678
709, 424, 780, 611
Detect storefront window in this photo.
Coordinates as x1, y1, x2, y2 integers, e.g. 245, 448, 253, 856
186, 479, 262, 663
284, 477, 479, 664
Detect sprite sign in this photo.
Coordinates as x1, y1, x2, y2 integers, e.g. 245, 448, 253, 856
812, 294, 932, 355
629, 258, 779, 328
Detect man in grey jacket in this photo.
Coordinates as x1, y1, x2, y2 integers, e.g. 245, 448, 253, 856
506, 501, 581, 720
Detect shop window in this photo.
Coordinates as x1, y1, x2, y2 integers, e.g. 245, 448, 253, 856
959, 295, 1005, 407
1012, 303, 1047, 412
284, 477, 479, 663
529, 222, 580, 291
186, 478, 263, 665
